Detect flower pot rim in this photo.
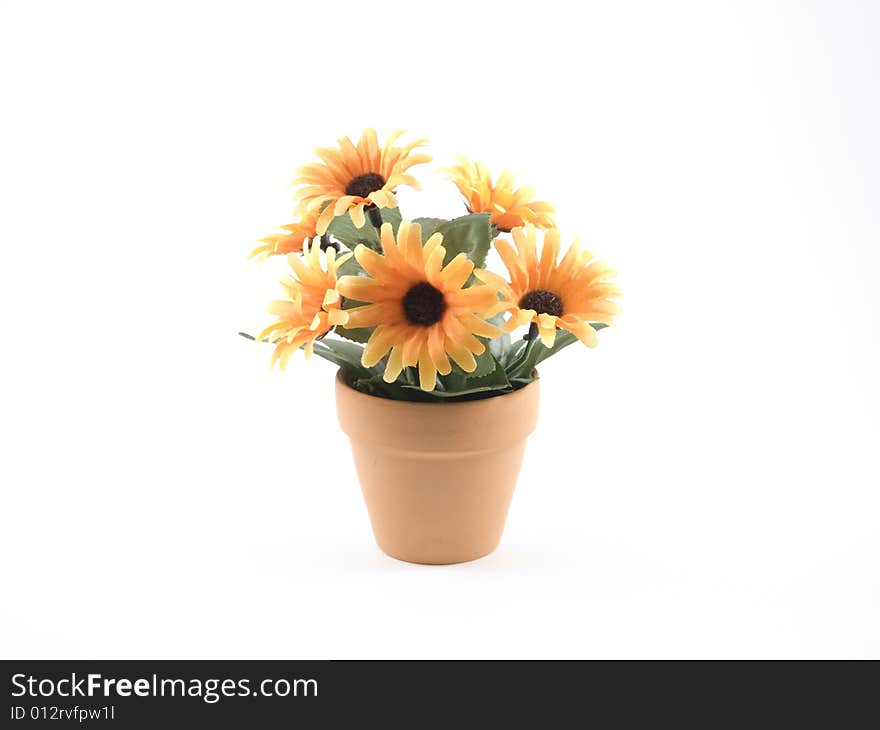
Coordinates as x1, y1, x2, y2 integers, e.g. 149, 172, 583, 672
335, 368, 538, 409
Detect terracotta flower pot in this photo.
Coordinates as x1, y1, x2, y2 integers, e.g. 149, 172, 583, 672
335, 371, 540, 564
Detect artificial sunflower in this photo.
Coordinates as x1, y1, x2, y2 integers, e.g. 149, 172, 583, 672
248, 206, 321, 260
474, 225, 620, 348
336, 221, 500, 391
292, 129, 431, 236
257, 241, 352, 369
442, 156, 556, 231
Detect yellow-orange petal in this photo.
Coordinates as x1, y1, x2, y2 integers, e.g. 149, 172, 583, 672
439, 253, 473, 290
316, 204, 336, 235
537, 313, 558, 347
418, 343, 437, 391
559, 318, 599, 347
349, 203, 366, 229
445, 339, 477, 372
383, 344, 405, 382
362, 325, 402, 367
333, 196, 357, 215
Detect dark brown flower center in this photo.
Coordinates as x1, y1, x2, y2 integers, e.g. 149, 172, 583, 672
345, 172, 385, 199
519, 289, 563, 317
402, 281, 446, 326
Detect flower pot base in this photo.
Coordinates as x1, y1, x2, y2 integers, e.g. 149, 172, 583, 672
374, 542, 501, 566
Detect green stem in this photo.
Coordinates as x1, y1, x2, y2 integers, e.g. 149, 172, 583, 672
319, 234, 340, 252
367, 205, 383, 230
238, 331, 273, 343
504, 323, 540, 380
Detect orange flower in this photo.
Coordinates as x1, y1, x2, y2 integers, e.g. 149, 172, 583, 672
292, 129, 430, 235
257, 242, 351, 368
249, 207, 321, 260
474, 225, 620, 347
442, 156, 555, 231
336, 221, 500, 391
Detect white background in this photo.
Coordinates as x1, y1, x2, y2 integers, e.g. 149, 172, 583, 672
1, 0, 878, 659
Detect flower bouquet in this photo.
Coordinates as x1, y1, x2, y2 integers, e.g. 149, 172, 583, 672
244, 129, 620, 564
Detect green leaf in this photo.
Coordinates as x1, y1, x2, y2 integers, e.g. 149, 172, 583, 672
311, 338, 374, 379
326, 206, 402, 251
412, 217, 448, 241
434, 213, 492, 269
488, 334, 510, 365
349, 375, 393, 398
470, 346, 497, 378
376, 205, 402, 232
438, 366, 467, 393
507, 331, 577, 382
238, 331, 273, 343
529, 330, 579, 368
400, 382, 509, 399
470, 357, 511, 389
504, 336, 541, 383
333, 324, 372, 344
435, 349, 509, 393
485, 313, 512, 365
346, 371, 448, 402
335, 282, 374, 343
336, 253, 367, 278
342, 352, 512, 402
503, 338, 527, 366
419, 356, 511, 398
505, 324, 609, 383
315, 337, 367, 363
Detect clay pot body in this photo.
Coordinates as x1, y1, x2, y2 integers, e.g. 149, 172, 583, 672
335, 372, 540, 564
